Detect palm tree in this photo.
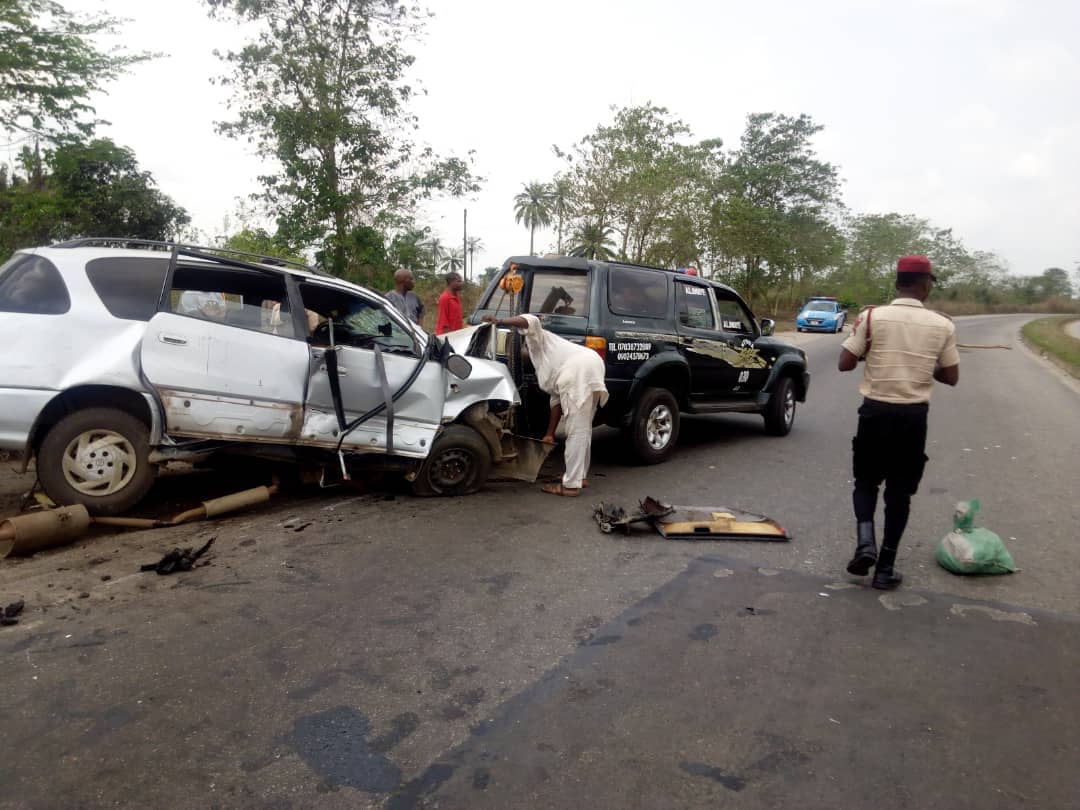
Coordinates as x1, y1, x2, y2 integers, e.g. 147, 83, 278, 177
568, 223, 616, 261
439, 248, 465, 275
466, 236, 484, 280
513, 181, 553, 255
422, 235, 445, 271
550, 176, 574, 255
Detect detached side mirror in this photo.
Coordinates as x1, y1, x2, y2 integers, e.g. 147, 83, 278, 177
759, 318, 775, 337
446, 354, 473, 380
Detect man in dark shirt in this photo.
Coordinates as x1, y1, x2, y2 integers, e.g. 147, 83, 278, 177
384, 268, 425, 326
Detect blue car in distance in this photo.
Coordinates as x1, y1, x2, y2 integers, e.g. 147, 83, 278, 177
796, 297, 846, 333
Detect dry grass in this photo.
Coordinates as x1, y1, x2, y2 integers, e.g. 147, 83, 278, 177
1022, 316, 1080, 378
933, 297, 1079, 316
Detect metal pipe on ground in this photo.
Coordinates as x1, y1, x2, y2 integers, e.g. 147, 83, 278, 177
0, 483, 279, 559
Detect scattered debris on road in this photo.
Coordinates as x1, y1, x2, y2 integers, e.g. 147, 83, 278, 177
2, 599, 25, 627
140, 538, 215, 576
594, 497, 674, 534
595, 497, 790, 541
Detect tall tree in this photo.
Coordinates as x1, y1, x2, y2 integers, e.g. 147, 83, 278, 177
1, 0, 153, 138
513, 181, 552, 255
555, 104, 723, 265
838, 212, 976, 305
549, 175, 574, 255
387, 227, 428, 272
219, 226, 307, 265
1037, 267, 1073, 299
466, 235, 484, 279
708, 113, 842, 304
205, 0, 480, 279
0, 138, 188, 257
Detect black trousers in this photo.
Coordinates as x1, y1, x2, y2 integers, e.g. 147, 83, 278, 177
851, 398, 929, 550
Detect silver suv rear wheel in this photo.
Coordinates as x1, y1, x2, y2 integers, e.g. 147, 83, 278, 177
37, 408, 155, 515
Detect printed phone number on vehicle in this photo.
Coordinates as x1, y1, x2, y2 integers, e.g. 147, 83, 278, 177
613, 341, 652, 361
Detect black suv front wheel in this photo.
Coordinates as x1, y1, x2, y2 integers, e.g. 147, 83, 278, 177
628, 387, 680, 464
763, 376, 796, 436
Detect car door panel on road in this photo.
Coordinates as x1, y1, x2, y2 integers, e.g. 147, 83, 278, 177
297, 282, 442, 456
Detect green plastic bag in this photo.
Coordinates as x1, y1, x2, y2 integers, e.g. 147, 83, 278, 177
935, 500, 1017, 575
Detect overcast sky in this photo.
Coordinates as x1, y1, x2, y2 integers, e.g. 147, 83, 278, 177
54, 0, 1080, 279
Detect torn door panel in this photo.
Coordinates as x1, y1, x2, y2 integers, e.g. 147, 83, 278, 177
159, 391, 302, 441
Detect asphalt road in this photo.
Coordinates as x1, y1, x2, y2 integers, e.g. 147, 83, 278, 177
1, 315, 1078, 809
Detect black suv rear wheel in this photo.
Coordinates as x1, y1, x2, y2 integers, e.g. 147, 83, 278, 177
628, 387, 680, 464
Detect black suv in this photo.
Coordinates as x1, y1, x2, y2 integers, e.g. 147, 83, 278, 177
471, 256, 809, 463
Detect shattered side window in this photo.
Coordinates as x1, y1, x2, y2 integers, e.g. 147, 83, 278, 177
299, 282, 417, 355
0, 254, 70, 315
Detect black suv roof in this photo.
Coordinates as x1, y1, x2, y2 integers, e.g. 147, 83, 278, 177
502, 255, 740, 297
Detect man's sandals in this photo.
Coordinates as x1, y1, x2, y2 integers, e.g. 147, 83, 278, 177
541, 481, 588, 497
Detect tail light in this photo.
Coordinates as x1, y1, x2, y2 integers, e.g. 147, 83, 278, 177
585, 336, 607, 360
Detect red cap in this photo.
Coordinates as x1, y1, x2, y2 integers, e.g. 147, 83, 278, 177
897, 255, 936, 280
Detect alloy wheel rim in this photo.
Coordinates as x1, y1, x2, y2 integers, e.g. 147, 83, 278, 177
62, 429, 137, 496
784, 389, 795, 427
646, 404, 673, 450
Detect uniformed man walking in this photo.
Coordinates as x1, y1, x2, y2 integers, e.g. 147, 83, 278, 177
837, 256, 960, 589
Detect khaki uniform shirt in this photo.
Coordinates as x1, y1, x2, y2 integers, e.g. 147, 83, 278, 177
841, 298, 960, 404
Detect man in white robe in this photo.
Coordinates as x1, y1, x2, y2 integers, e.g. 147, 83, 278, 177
483, 313, 608, 496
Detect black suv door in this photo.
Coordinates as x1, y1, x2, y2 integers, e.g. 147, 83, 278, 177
713, 290, 770, 396
674, 278, 737, 397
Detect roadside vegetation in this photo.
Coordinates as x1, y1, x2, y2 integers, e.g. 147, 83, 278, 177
1, 0, 1078, 321
1022, 317, 1080, 378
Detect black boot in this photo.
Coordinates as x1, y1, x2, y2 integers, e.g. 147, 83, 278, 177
846, 521, 877, 576
872, 544, 903, 590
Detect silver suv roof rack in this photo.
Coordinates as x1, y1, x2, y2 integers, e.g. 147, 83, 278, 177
50, 237, 330, 277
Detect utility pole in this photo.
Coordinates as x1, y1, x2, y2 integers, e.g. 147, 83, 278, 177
463, 208, 468, 283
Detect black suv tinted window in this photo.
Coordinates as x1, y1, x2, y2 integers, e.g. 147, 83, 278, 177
716, 295, 756, 335
529, 271, 589, 318
609, 267, 668, 319
0, 254, 70, 315
86, 257, 169, 321
676, 282, 714, 329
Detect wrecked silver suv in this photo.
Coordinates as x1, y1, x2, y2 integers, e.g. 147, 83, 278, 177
0, 240, 536, 515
